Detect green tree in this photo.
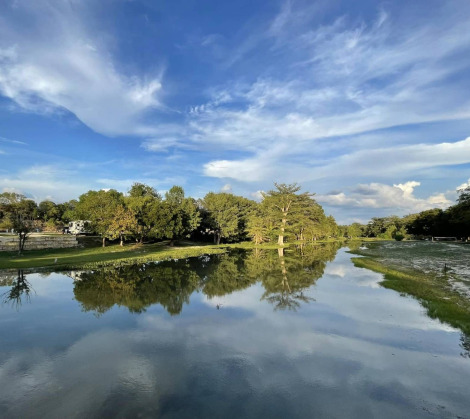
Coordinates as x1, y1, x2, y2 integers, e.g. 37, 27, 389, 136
126, 183, 161, 243
59, 200, 78, 223
457, 186, 470, 205
262, 183, 315, 246
75, 189, 124, 247
246, 213, 269, 245
0, 194, 38, 253
448, 186, 470, 238
37, 200, 60, 221
201, 192, 254, 244
108, 205, 138, 246
347, 223, 364, 238
160, 186, 201, 245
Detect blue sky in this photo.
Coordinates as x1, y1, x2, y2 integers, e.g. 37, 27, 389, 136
1, 0, 470, 223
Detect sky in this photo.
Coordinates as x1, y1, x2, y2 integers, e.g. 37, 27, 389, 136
0, 0, 470, 224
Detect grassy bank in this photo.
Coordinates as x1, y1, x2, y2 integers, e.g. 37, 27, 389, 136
0, 241, 228, 271
352, 256, 470, 337
0, 238, 348, 271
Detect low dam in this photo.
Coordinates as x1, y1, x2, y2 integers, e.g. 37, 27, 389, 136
0, 234, 78, 251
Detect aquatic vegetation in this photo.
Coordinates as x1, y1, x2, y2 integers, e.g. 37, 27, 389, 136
352, 255, 470, 338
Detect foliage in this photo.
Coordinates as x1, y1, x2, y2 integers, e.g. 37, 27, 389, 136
347, 223, 364, 238
0, 182, 341, 248
201, 192, 254, 244
108, 205, 138, 245
158, 187, 201, 244
261, 183, 338, 245
0, 192, 37, 253
126, 182, 162, 242
351, 185, 470, 240
75, 189, 124, 246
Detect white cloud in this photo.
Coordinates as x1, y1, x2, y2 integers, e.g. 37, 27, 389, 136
457, 178, 470, 191
190, 3, 470, 193
96, 176, 187, 194
186, 3, 470, 151
141, 137, 183, 153
0, 0, 164, 137
0, 0, 469, 214
317, 181, 452, 212
204, 158, 271, 181
220, 183, 232, 193
0, 136, 26, 145
250, 190, 264, 201
203, 137, 470, 184
0, 164, 87, 202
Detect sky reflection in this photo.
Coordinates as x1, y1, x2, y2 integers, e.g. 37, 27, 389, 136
0, 246, 469, 418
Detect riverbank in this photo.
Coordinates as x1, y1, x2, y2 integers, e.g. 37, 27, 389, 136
0, 241, 229, 271
351, 256, 470, 338
0, 239, 350, 271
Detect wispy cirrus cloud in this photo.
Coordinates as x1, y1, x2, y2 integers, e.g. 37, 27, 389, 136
186, 1, 470, 191
0, 0, 164, 137
0, 135, 26, 145
0, 0, 469, 221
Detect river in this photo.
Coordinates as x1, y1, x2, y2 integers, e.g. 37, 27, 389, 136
0, 242, 469, 418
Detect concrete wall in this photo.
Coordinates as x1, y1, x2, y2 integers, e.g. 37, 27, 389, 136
0, 235, 78, 252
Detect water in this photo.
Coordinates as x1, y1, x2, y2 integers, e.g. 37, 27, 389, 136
1, 243, 469, 418
353, 241, 470, 298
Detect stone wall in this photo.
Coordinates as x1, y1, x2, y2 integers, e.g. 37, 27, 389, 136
0, 235, 78, 252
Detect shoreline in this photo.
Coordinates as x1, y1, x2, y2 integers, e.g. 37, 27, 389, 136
351, 256, 470, 339
0, 239, 352, 272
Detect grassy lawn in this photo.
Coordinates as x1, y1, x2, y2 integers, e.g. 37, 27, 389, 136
0, 241, 228, 271
352, 256, 470, 338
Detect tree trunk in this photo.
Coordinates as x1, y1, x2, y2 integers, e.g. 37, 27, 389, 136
120, 233, 124, 246
102, 237, 106, 247
18, 233, 27, 255
278, 214, 287, 246
169, 238, 175, 247
216, 232, 221, 245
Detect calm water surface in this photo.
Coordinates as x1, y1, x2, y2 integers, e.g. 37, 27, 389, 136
1, 243, 469, 418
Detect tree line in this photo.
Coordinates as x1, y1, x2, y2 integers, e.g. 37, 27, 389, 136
340, 186, 470, 240
0, 183, 341, 251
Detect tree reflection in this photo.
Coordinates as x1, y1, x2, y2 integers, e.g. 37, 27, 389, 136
346, 240, 363, 252
72, 244, 340, 316
202, 253, 256, 298
1, 270, 34, 309
258, 243, 340, 311
461, 334, 470, 359
73, 263, 200, 316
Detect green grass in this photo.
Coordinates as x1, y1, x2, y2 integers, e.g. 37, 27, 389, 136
0, 241, 228, 271
0, 238, 349, 271
352, 256, 470, 337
